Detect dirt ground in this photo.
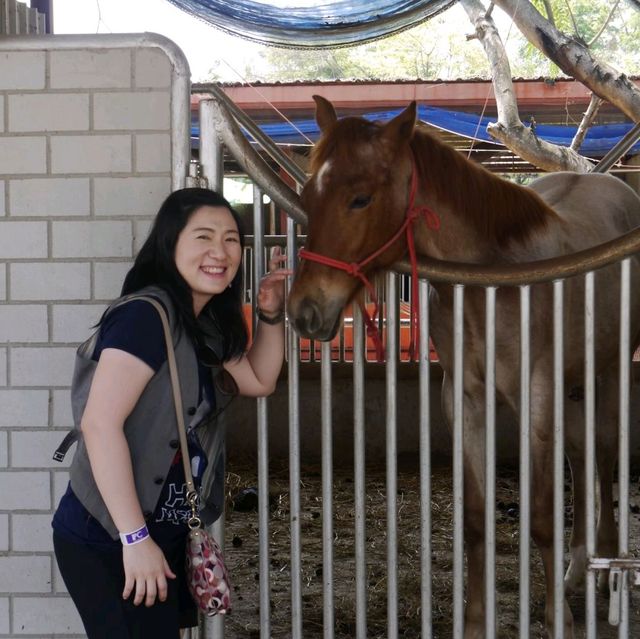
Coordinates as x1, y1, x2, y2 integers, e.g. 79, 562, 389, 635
220, 462, 640, 638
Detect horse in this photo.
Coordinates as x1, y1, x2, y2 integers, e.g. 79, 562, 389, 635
287, 95, 640, 638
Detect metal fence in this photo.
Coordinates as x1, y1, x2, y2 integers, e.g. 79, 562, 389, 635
188, 92, 640, 638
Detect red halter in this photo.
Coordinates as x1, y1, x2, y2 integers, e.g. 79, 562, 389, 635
298, 156, 440, 362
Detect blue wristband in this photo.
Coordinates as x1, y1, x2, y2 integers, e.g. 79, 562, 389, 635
119, 524, 149, 546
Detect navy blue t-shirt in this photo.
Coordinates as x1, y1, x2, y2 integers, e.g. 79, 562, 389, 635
53, 300, 215, 546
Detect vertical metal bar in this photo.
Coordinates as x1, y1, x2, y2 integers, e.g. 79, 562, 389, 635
287, 216, 303, 639
200, 101, 226, 639
452, 284, 465, 638
485, 286, 497, 639
553, 279, 565, 639
353, 304, 368, 639
584, 272, 597, 639
321, 340, 334, 638
199, 99, 225, 193
386, 272, 399, 639
618, 258, 631, 638
253, 186, 272, 639
418, 280, 432, 639
519, 285, 531, 639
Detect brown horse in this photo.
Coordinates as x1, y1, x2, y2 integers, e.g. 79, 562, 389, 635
287, 96, 640, 637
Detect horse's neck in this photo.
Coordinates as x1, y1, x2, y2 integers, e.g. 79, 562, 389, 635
410, 138, 555, 263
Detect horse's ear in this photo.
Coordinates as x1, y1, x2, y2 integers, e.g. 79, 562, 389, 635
381, 102, 417, 148
313, 95, 338, 132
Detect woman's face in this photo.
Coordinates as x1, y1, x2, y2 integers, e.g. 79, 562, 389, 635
174, 205, 242, 315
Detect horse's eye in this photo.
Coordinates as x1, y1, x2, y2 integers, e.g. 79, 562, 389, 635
349, 195, 372, 210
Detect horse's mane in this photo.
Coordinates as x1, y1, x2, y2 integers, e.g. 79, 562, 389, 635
411, 125, 557, 247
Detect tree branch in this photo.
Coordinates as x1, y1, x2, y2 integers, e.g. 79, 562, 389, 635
570, 93, 603, 151
587, 0, 621, 48
563, 0, 582, 41
459, 0, 594, 172
493, 0, 640, 123
540, 0, 555, 26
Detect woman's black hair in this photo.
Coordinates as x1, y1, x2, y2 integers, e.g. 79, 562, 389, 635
121, 187, 248, 361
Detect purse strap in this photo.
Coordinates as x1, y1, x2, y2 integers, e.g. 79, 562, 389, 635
125, 295, 202, 527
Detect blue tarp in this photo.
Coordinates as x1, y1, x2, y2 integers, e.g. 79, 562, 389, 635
167, 0, 456, 48
191, 104, 640, 157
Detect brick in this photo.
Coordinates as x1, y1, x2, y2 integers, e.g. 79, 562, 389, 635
0, 431, 5, 467
0, 51, 45, 89
12, 514, 55, 552
93, 261, 132, 300
0, 514, 7, 552
0, 221, 47, 259
10, 347, 76, 387
52, 220, 132, 258
134, 220, 153, 253
0, 137, 46, 174
13, 595, 85, 633
0, 93, 4, 134
0, 264, 5, 300
9, 177, 90, 216
11, 263, 91, 301
135, 133, 171, 173
0, 180, 5, 215
53, 471, 70, 507
52, 304, 105, 343
51, 134, 132, 174
8, 94, 90, 132
0, 597, 8, 633
12, 430, 72, 468
0, 557, 51, 593
0, 304, 48, 342
52, 390, 73, 428
0, 471, 50, 509
94, 91, 170, 130
135, 47, 172, 88
95, 176, 170, 216
0, 390, 49, 427
50, 49, 131, 89
0, 349, 6, 386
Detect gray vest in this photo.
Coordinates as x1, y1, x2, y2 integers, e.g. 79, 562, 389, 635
54, 286, 232, 540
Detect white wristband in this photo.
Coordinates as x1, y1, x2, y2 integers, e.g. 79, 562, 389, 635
119, 524, 149, 546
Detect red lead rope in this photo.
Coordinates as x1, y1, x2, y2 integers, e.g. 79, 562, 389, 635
299, 156, 440, 362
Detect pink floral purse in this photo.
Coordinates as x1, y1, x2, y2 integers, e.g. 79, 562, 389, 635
145, 296, 232, 616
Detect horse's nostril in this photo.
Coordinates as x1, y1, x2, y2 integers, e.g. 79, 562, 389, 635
296, 298, 323, 336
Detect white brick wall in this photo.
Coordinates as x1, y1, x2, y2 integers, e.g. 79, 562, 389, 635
1, 38, 182, 638
9, 178, 91, 216
8, 93, 90, 132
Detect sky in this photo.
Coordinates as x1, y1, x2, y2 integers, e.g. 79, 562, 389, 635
52, 0, 272, 82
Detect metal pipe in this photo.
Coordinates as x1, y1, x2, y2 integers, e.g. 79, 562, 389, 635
287, 216, 303, 638
452, 284, 465, 638
353, 304, 368, 639
205, 97, 307, 225
321, 340, 334, 638
394, 225, 640, 287
584, 272, 597, 639
419, 279, 432, 639
199, 85, 308, 187
519, 285, 531, 639
553, 280, 565, 639
618, 258, 631, 638
592, 121, 640, 174
199, 100, 225, 192
484, 286, 496, 639
385, 272, 399, 639
253, 186, 272, 639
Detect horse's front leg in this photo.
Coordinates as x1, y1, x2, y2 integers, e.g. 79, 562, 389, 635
442, 374, 486, 639
529, 381, 574, 638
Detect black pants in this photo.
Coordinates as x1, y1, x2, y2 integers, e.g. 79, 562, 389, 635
53, 532, 197, 639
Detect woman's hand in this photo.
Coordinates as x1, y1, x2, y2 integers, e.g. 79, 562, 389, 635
122, 537, 176, 607
256, 246, 291, 318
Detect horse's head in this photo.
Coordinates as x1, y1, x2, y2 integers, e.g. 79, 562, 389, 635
289, 96, 417, 341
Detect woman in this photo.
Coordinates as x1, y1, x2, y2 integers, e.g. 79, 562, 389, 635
52, 188, 288, 638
